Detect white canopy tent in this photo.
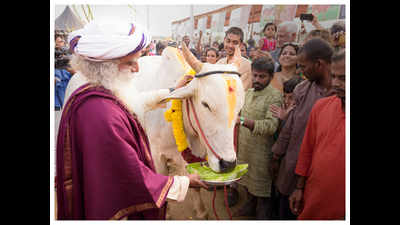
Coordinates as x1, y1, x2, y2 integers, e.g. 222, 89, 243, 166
55, 6, 85, 33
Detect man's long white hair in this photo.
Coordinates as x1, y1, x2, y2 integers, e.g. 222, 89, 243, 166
69, 54, 143, 117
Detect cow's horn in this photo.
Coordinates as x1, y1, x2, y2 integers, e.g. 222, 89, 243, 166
232, 45, 241, 69
181, 41, 203, 73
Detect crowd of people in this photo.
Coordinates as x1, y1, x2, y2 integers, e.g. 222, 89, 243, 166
54, 11, 346, 220
152, 15, 344, 68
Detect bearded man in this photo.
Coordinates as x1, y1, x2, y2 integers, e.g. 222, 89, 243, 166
233, 57, 283, 219
55, 21, 206, 220
289, 49, 346, 220
269, 38, 335, 220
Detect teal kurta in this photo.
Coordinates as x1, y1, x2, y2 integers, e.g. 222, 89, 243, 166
237, 85, 283, 197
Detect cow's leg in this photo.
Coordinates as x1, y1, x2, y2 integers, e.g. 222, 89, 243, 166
162, 154, 177, 220
164, 153, 194, 219
154, 152, 169, 175
163, 153, 209, 220
167, 155, 208, 220
192, 187, 208, 219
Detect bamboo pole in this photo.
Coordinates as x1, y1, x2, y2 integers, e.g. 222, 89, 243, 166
81, 5, 90, 23
128, 4, 136, 22
87, 4, 94, 21
71, 5, 85, 24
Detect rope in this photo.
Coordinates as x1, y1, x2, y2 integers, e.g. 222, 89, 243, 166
209, 115, 238, 220
212, 186, 219, 220
188, 98, 222, 160
224, 185, 233, 220
211, 185, 233, 220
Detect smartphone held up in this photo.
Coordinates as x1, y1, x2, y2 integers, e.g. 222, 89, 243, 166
300, 13, 314, 22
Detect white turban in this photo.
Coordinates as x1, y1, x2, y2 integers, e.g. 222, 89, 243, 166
68, 20, 151, 62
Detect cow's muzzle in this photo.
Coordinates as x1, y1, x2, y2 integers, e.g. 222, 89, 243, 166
219, 158, 237, 173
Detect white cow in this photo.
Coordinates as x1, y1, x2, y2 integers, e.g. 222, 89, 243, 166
60, 44, 245, 219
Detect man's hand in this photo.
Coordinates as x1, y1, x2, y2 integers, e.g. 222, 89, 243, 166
269, 154, 280, 182
258, 39, 264, 49
255, 49, 273, 61
270, 104, 295, 121
175, 75, 193, 89
311, 13, 323, 30
269, 104, 285, 120
188, 173, 208, 189
236, 116, 241, 125
289, 189, 304, 215
270, 104, 292, 120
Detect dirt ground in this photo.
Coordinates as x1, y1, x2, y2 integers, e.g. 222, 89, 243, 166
167, 184, 254, 220
55, 184, 254, 220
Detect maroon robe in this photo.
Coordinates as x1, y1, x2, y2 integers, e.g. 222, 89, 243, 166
56, 83, 174, 220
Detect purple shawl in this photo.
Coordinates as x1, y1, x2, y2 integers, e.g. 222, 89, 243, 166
56, 84, 174, 220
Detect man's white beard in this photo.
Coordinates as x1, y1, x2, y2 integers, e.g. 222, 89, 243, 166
101, 70, 145, 118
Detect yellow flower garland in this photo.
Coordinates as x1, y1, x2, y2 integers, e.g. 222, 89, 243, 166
164, 99, 208, 161
164, 99, 188, 152
164, 68, 196, 152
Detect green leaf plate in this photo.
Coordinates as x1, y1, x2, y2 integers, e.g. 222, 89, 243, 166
186, 162, 248, 186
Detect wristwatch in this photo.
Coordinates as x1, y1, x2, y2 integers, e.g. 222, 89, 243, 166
240, 116, 245, 126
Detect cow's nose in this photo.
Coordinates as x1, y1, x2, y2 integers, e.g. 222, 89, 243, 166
219, 159, 237, 173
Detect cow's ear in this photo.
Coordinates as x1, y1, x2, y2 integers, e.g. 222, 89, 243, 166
159, 78, 197, 104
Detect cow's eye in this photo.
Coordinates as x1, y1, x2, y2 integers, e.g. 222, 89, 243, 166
201, 101, 211, 111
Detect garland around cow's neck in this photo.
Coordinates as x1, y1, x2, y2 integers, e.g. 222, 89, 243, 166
164, 97, 188, 152
164, 68, 205, 156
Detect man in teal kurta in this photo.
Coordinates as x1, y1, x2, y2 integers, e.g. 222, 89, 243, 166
234, 57, 283, 219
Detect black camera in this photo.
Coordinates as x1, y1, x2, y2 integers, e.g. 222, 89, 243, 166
167, 41, 177, 47
300, 13, 314, 22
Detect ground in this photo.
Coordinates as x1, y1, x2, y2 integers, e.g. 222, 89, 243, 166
167, 183, 254, 220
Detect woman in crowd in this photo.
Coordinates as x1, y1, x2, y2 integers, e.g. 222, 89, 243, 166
205, 47, 219, 64
270, 42, 299, 93
240, 43, 249, 59
248, 46, 257, 61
